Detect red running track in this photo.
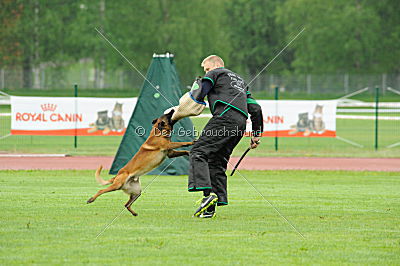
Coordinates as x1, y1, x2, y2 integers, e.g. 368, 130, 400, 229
0, 156, 399, 172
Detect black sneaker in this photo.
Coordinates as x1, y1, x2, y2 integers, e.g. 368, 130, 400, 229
193, 194, 218, 217
198, 210, 216, 218
197, 203, 216, 218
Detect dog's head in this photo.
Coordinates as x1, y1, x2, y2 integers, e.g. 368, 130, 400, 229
151, 109, 176, 136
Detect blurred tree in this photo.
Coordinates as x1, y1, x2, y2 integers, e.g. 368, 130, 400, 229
153, 0, 232, 85
276, 0, 386, 73
15, 0, 85, 88
225, 0, 288, 78
1, 0, 398, 91
366, 0, 400, 73
0, 1, 22, 67
98, 0, 231, 87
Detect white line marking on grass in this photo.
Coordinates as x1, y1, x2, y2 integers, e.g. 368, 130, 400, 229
337, 108, 400, 113
0, 134, 11, 140
387, 141, 400, 149
335, 136, 364, 148
337, 115, 400, 120
0, 153, 68, 157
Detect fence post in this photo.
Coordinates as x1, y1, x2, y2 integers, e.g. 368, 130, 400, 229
382, 73, 386, 95
344, 73, 349, 94
306, 74, 311, 94
119, 70, 124, 89
374, 87, 379, 150
41, 69, 45, 89
275, 86, 279, 151
74, 84, 78, 149
270, 74, 274, 94
0, 68, 4, 89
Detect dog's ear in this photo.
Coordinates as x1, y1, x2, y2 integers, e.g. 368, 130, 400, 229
165, 110, 176, 126
152, 118, 158, 125
166, 109, 175, 117
164, 109, 175, 123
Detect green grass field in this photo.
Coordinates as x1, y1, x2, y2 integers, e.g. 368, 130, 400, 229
0, 170, 399, 264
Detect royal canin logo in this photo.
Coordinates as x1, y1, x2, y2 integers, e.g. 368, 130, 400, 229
41, 103, 57, 112
15, 102, 82, 123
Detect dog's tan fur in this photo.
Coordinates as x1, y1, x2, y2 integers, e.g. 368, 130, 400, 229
87, 110, 193, 216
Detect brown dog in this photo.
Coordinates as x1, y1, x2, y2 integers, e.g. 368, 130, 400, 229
87, 110, 193, 216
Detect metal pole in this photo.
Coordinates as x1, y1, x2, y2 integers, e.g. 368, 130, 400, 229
344, 73, 349, 94
306, 74, 311, 95
382, 74, 386, 95
74, 84, 78, 149
374, 87, 379, 150
270, 74, 274, 94
0, 68, 4, 89
275, 86, 279, 151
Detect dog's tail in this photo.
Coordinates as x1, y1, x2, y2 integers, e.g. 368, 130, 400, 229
95, 165, 113, 185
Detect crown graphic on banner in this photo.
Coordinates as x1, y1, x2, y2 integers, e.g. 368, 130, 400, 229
41, 103, 57, 112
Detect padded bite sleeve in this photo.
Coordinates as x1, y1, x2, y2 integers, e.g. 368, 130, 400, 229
170, 92, 206, 121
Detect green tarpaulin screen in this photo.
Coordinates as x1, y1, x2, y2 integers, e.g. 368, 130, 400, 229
109, 53, 194, 175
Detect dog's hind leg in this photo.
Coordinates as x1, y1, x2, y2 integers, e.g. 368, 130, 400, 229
167, 149, 189, 158
87, 182, 123, 204
125, 193, 141, 216
87, 173, 129, 204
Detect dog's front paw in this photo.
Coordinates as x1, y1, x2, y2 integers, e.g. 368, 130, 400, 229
87, 197, 95, 204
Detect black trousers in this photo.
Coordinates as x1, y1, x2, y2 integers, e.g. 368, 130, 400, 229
188, 108, 247, 205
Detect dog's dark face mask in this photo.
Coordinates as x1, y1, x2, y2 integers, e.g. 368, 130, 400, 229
151, 109, 176, 135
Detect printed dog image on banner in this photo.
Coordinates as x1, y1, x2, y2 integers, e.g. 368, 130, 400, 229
245, 100, 337, 137
310, 104, 326, 134
289, 104, 326, 136
109, 102, 125, 132
10, 96, 136, 136
87, 102, 125, 135
87, 110, 111, 135
289, 112, 312, 136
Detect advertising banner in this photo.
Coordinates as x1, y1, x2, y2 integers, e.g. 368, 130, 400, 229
11, 96, 137, 136
246, 100, 337, 137
11, 96, 337, 138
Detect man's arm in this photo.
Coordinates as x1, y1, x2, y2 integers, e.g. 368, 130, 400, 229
190, 79, 213, 103
169, 78, 213, 121
246, 91, 263, 149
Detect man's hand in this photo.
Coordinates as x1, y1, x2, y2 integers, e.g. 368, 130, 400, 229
250, 136, 260, 149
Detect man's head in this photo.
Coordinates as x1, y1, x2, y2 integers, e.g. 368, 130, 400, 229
201, 55, 224, 73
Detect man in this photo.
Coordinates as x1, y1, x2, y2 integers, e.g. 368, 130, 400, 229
169, 55, 263, 218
